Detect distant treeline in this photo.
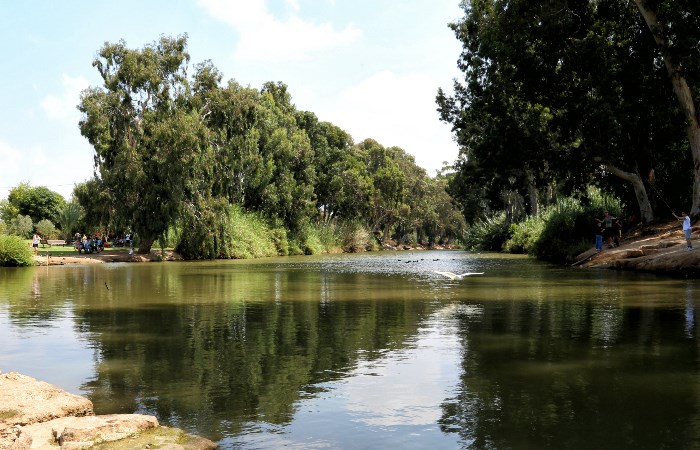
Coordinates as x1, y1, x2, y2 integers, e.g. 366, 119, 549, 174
71, 35, 464, 258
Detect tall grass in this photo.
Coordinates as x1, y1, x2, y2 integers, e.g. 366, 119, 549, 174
463, 212, 511, 251
0, 235, 34, 267
504, 187, 624, 262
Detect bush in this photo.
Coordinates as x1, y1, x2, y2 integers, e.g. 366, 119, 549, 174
463, 213, 511, 251
342, 221, 375, 252
35, 219, 58, 239
504, 216, 543, 254
7, 215, 33, 238
525, 187, 624, 262
498, 187, 625, 262
0, 234, 34, 267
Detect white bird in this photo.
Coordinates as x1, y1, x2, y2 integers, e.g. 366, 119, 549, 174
434, 271, 484, 280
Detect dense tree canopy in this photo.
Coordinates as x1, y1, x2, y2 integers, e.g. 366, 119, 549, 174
438, 0, 700, 223
74, 35, 464, 257
6, 183, 65, 224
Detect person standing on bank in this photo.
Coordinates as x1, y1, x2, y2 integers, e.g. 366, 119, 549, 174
594, 219, 604, 252
32, 233, 40, 255
596, 210, 619, 248
673, 211, 693, 251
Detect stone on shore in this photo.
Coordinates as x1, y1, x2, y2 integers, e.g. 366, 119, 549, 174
576, 223, 700, 277
0, 372, 216, 450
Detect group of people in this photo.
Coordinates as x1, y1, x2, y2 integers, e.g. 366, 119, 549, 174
594, 209, 693, 252
73, 232, 104, 254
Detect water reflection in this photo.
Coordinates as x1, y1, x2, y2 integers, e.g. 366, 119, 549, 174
2, 252, 700, 448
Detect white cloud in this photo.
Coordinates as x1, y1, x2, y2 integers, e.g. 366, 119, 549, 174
198, 0, 361, 63
40, 74, 89, 120
319, 71, 458, 175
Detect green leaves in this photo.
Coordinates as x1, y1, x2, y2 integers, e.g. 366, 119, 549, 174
77, 34, 465, 257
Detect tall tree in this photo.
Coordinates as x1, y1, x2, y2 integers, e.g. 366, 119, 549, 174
632, 0, 700, 215
79, 35, 211, 253
438, 0, 692, 223
7, 183, 65, 224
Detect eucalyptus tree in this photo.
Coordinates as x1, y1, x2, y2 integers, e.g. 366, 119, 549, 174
437, 0, 579, 222
438, 0, 694, 223
78, 35, 212, 253
296, 111, 355, 223
355, 139, 407, 240
632, 0, 700, 215
252, 82, 317, 231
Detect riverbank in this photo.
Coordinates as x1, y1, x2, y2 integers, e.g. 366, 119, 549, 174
575, 220, 700, 277
31, 241, 452, 266
0, 371, 216, 449
32, 249, 183, 266
30, 226, 700, 277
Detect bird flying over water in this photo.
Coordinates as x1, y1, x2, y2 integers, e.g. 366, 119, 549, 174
434, 271, 484, 280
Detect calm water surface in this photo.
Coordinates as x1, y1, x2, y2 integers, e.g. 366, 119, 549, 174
2, 251, 700, 449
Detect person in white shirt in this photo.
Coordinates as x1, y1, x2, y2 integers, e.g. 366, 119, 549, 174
673, 211, 693, 251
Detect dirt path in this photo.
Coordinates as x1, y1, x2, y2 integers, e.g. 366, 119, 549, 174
33, 249, 182, 266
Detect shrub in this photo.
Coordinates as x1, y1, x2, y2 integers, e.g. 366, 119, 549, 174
226, 206, 278, 259
0, 234, 34, 267
7, 215, 33, 238
342, 221, 375, 252
504, 216, 543, 254
35, 219, 58, 239
463, 213, 511, 251
531, 188, 624, 262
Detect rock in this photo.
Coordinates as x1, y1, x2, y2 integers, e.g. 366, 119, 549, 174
0, 373, 217, 450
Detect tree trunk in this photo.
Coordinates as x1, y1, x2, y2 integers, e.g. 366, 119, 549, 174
527, 173, 539, 217
634, 0, 700, 216
604, 164, 655, 222
137, 237, 154, 254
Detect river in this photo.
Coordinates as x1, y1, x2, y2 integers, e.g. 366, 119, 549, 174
1, 251, 699, 449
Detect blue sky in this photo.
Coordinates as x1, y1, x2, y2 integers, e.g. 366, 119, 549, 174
0, 0, 463, 201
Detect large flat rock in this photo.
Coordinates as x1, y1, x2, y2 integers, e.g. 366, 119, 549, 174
0, 372, 216, 449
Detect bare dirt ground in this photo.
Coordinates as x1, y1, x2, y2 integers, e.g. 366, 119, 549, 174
576, 220, 700, 277
33, 249, 183, 266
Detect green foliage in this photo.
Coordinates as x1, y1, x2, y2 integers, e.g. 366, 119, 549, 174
463, 213, 511, 251
0, 199, 19, 224
341, 221, 377, 253
226, 205, 279, 259
177, 203, 280, 260
503, 216, 543, 254
74, 34, 467, 260
7, 183, 65, 224
55, 200, 83, 240
35, 219, 57, 239
290, 222, 324, 255
7, 215, 33, 238
0, 234, 34, 267
79, 35, 210, 254
438, 0, 696, 222
502, 187, 624, 262
176, 198, 232, 260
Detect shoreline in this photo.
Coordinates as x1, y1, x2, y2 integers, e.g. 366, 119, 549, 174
30, 225, 700, 278
32, 249, 183, 266
575, 220, 700, 277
